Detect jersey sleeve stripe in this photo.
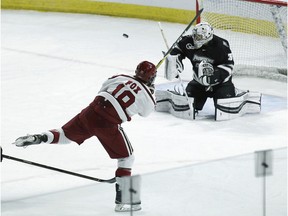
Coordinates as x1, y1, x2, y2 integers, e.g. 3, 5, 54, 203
217, 64, 234, 74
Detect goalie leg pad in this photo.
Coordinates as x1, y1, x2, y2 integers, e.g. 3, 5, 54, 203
155, 90, 194, 120
215, 90, 261, 121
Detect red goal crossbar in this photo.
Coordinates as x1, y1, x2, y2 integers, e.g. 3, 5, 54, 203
196, 0, 287, 23
242, 0, 287, 6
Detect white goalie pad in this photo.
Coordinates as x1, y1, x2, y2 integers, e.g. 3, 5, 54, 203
155, 90, 194, 120
215, 91, 261, 121
164, 54, 183, 81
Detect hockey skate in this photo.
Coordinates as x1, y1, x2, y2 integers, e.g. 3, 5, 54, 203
114, 183, 141, 212
13, 134, 47, 147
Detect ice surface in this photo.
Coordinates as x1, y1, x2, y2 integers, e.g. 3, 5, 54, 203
1, 10, 287, 216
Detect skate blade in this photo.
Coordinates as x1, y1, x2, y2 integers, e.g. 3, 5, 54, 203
114, 204, 141, 212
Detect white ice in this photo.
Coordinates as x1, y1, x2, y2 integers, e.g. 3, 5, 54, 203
1, 10, 287, 216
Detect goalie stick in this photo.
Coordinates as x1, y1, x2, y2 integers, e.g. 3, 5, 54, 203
155, 8, 204, 69
158, 22, 194, 118
1, 147, 116, 183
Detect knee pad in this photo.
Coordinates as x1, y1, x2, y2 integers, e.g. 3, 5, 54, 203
117, 154, 135, 169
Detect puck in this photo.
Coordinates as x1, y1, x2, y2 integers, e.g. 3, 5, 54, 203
123, 33, 129, 38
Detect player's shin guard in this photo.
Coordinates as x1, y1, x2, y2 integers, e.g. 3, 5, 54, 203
115, 168, 131, 205
114, 168, 141, 212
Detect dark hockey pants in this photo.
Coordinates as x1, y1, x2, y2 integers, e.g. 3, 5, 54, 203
186, 80, 236, 110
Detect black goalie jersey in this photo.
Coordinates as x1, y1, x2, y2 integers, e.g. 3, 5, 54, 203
171, 34, 234, 86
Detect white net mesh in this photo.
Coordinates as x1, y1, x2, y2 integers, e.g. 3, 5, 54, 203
200, 0, 287, 76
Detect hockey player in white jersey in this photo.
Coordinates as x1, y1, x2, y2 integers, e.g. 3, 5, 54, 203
12, 61, 157, 212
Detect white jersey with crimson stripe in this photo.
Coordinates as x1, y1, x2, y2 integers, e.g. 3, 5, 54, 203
98, 74, 156, 122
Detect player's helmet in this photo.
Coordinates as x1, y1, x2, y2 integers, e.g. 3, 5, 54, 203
192, 22, 214, 49
135, 61, 157, 85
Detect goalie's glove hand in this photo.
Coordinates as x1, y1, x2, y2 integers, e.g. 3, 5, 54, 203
13, 134, 47, 147
164, 54, 184, 81
169, 54, 184, 74
198, 61, 214, 86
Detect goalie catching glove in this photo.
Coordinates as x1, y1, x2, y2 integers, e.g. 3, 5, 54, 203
164, 54, 184, 81
197, 61, 214, 86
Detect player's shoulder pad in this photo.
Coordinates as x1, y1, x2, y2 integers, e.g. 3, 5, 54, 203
214, 35, 230, 48
109, 74, 127, 79
180, 35, 193, 44
173, 35, 193, 53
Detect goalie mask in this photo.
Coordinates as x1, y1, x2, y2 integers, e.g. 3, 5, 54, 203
192, 22, 214, 49
135, 61, 157, 86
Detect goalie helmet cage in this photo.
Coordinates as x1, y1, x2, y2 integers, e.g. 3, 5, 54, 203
196, 0, 287, 81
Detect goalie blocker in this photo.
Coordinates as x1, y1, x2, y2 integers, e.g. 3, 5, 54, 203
155, 90, 261, 121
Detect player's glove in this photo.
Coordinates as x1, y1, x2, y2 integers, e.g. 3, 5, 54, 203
13, 134, 47, 147
164, 54, 184, 81
198, 61, 214, 86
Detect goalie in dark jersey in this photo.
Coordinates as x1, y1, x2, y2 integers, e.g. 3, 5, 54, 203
165, 22, 236, 112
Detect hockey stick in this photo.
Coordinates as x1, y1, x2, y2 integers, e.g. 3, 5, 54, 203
155, 8, 203, 69
158, 22, 194, 118
1, 149, 116, 183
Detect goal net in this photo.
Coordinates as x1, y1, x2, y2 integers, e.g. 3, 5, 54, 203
198, 0, 287, 80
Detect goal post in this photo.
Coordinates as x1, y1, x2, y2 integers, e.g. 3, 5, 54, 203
197, 0, 287, 81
